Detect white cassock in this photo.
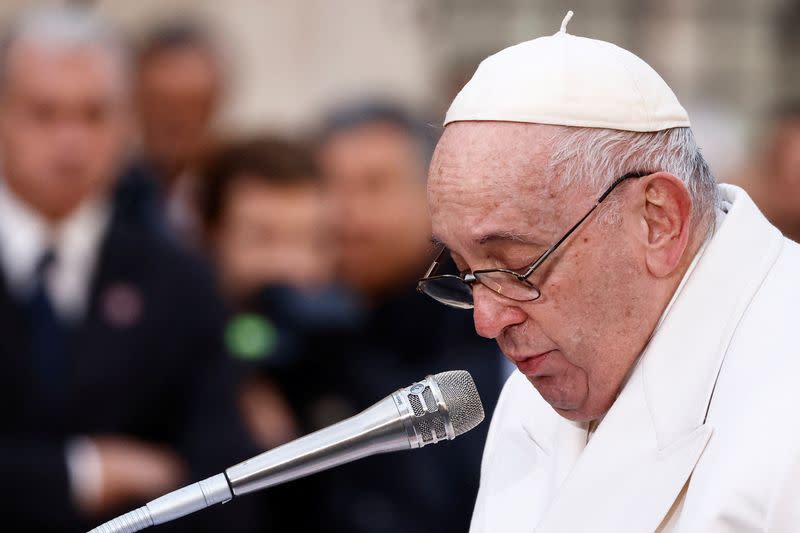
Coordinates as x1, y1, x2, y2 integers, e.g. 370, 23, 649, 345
469, 184, 800, 532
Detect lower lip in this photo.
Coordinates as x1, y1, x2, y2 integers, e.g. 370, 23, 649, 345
515, 351, 553, 375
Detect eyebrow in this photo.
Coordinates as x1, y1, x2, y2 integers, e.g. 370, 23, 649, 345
476, 231, 540, 245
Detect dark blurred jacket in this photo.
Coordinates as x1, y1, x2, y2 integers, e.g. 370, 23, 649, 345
0, 182, 261, 532
116, 158, 204, 249
114, 158, 171, 241
257, 285, 504, 533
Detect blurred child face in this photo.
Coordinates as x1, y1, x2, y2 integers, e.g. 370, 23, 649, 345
0, 42, 130, 221
212, 176, 331, 300
318, 123, 432, 298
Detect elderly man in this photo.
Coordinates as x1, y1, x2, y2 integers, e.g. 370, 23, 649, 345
418, 12, 800, 532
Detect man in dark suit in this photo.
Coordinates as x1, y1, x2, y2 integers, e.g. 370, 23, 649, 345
0, 8, 259, 532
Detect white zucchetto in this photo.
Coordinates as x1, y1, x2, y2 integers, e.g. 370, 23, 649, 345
444, 11, 690, 132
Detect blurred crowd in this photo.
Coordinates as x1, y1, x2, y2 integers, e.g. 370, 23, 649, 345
0, 7, 506, 533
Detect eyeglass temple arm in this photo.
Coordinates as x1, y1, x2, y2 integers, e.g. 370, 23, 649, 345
522, 205, 600, 276
522, 171, 648, 277
597, 171, 648, 202
422, 246, 448, 278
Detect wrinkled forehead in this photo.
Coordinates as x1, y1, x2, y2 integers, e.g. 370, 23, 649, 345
428, 122, 573, 251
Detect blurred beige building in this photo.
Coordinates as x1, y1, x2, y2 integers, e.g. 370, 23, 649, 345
0, 0, 797, 180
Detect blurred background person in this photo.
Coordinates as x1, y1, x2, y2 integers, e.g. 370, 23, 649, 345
118, 19, 223, 246
199, 136, 362, 531
320, 102, 438, 301
201, 137, 330, 306
0, 8, 259, 532
199, 136, 342, 451
249, 101, 505, 533
732, 102, 800, 242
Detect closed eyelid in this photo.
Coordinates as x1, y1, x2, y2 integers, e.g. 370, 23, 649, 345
445, 249, 468, 269
466, 251, 540, 274
442, 243, 546, 274
509, 264, 534, 275
496, 247, 549, 273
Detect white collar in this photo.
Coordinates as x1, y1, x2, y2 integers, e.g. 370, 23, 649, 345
585, 198, 727, 442
0, 179, 111, 319
640, 186, 759, 445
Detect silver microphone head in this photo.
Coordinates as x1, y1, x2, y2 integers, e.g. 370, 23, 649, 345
433, 370, 485, 437
395, 370, 485, 448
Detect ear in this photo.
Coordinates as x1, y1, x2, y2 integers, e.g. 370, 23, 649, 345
638, 172, 692, 278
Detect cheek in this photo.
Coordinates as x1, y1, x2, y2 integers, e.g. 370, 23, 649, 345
529, 244, 635, 369
534, 264, 599, 353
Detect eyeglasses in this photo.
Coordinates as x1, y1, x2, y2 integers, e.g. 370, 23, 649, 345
417, 171, 648, 309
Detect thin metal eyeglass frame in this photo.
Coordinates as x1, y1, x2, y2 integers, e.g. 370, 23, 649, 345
417, 171, 648, 306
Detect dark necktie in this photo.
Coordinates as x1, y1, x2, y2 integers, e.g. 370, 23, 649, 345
28, 249, 68, 396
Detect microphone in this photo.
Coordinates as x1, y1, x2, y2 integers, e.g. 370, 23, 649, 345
88, 370, 484, 533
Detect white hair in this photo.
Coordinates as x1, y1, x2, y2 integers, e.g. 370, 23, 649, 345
548, 126, 718, 229
0, 6, 128, 88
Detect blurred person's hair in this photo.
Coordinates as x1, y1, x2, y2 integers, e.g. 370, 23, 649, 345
136, 19, 218, 67
0, 6, 128, 91
317, 99, 439, 173
200, 137, 319, 231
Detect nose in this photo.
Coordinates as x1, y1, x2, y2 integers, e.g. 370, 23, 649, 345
471, 284, 527, 339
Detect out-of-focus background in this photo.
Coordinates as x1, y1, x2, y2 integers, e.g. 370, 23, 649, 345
0, 1, 798, 532
0, 0, 793, 174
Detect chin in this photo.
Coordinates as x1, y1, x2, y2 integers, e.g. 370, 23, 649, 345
552, 406, 604, 423
529, 376, 611, 422
551, 396, 615, 422
528, 375, 584, 414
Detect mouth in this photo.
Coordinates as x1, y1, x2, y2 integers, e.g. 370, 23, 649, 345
510, 350, 555, 376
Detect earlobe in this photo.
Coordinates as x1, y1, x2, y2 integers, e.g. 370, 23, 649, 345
640, 173, 692, 278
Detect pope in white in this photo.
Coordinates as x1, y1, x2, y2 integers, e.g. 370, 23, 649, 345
417, 12, 800, 532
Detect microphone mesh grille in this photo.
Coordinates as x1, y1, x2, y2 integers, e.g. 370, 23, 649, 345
433, 370, 485, 437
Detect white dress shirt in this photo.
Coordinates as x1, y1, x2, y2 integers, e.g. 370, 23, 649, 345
0, 178, 110, 320
0, 178, 111, 509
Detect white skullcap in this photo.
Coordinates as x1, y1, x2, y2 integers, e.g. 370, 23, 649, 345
444, 11, 690, 132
